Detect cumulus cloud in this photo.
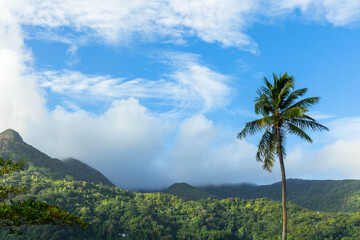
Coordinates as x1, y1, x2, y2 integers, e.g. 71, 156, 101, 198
0, 13, 167, 189
40, 99, 166, 189
2, 0, 360, 190
283, 117, 360, 181
0, 2, 248, 189
163, 115, 281, 186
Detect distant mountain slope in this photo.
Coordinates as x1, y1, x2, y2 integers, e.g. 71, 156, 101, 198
63, 158, 114, 186
3, 170, 360, 239
199, 179, 360, 213
1, 131, 360, 238
0, 129, 114, 186
164, 183, 217, 201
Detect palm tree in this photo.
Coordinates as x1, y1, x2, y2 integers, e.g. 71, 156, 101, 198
237, 73, 328, 240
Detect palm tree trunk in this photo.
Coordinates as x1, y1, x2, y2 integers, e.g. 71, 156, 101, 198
276, 127, 287, 240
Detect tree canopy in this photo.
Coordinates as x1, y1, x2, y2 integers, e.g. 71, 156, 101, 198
0, 158, 88, 234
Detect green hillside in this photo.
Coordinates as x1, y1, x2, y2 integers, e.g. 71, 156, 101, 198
1, 129, 360, 239
0, 129, 114, 186
164, 183, 217, 201
2, 169, 360, 239
199, 179, 360, 213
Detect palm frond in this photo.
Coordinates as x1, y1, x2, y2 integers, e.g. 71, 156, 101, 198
281, 88, 307, 109
283, 107, 307, 119
237, 117, 274, 139
275, 81, 293, 108
287, 97, 320, 110
256, 129, 273, 161
239, 72, 328, 174
287, 123, 313, 143
255, 94, 274, 116
301, 114, 316, 121
289, 118, 329, 132
278, 73, 294, 90
256, 128, 277, 172
264, 77, 274, 91
263, 151, 275, 172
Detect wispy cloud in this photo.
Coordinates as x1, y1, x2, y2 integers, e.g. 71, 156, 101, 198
65, 45, 80, 66
7, 0, 259, 53
38, 52, 231, 114
266, 0, 360, 26
5, 0, 360, 55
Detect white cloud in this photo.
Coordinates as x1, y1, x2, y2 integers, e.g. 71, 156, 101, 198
323, 0, 360, 26
268, 0, 360, 26
164, 115, 280, 186
3, 0, 360, 190
0, 43, 274, 189
284, 117, 360, 180
4, 0, 259, 52
38, 52, 231, 113
0, 20, 167, 189
65, 45, 80, 66
3, 0, 360, 56
40, 98, 166, 189
0, 3, 254, 189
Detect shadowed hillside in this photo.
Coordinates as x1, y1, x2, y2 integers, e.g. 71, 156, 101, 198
1, 129, 360, 239
0, 129, 114, 186
164, 183, 217, 201
198, 179, 360, 213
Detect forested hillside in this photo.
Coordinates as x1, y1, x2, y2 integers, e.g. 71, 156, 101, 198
0, 129, 114, 186
198, 179, 360, 213
1, 129, 360, 239
2, 167, 360, 239
164, 183, 217, 201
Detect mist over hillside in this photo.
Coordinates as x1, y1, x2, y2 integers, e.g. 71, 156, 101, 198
0, 129, 114, 186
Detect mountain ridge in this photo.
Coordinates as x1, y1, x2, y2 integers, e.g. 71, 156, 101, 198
164, 182, 217, 201
1, 131, 360, 238
0, 128, 114, 186
162, 178, 360, 212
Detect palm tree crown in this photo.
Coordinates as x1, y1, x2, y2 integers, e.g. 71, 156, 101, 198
238, 72, 329, 171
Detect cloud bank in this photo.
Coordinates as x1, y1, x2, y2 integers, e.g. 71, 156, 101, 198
1, 0, 360, 189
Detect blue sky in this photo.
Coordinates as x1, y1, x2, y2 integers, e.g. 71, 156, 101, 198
1, 0, 360, 189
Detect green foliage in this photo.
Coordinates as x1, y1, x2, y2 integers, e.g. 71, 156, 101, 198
237, 73, 328, 171
199, 179, 360, 213
0, 158, 87, 233
0, 128, 359, 239
1, 166, 360, 239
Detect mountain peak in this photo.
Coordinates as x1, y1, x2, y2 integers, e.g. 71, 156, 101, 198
0, 129, 24, 143
164, 182, 217, 201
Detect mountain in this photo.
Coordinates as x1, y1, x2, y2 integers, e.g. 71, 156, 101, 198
62, 157, 114, 186
3, 173, 360, 239
1, 129, 360, 238
0, 129, 114, 186
199, 179, 360, 213
160, 179, 360, 213
164, 183, 217, 201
